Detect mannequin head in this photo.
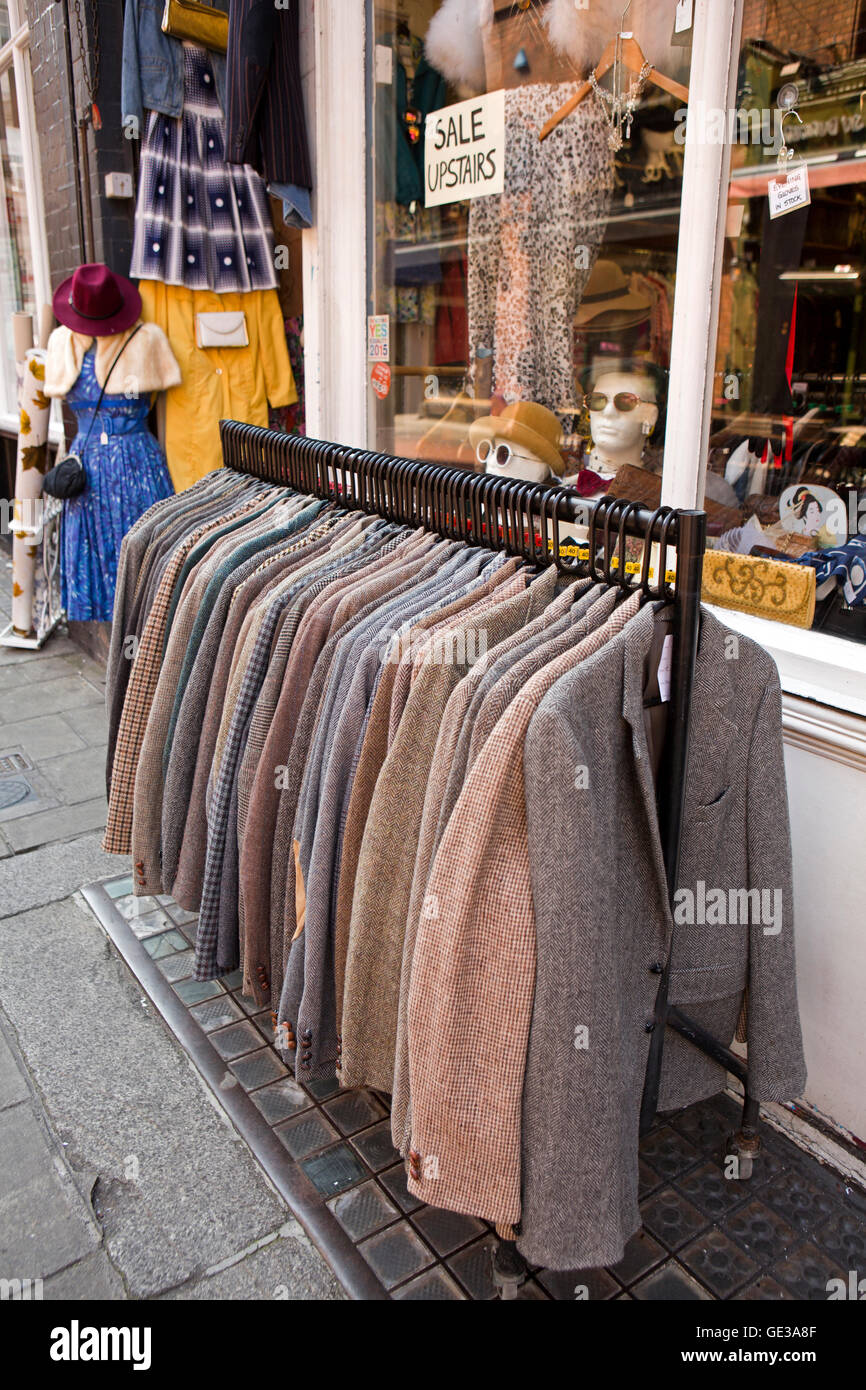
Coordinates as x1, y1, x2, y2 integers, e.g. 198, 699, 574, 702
585, 370, 659, 473
470, 400, 565, 483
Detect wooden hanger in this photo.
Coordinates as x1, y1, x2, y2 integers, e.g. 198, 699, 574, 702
538, 7, 689, 142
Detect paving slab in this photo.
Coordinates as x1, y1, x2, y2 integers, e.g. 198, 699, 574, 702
0, 675, 103, 725
62, 704, 110, 747
0, 1102, 101, 1278
38, 746, 109, 808
159, 1222, 346, 1300
0, 833, 128, 913
43, 1249, 127, 1300
1, 802, 109, 855
0, 1031, 28, 1111
0, 713, 87, 762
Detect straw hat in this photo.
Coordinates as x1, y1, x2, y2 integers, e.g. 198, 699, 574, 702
575, 260, 652, 331
469, 401, 565, 476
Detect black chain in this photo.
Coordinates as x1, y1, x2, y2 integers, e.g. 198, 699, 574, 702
71, 0, 100, 119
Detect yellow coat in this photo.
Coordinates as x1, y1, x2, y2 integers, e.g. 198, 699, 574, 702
139, 281, 297, 492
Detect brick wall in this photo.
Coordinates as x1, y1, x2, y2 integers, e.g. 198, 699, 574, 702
24, 0, 136, 289
742, 0, 865, 64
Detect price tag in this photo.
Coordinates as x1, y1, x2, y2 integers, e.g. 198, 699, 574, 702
675, 0, 693, 33
657, 634, 673, 704
768, 164, 811, 219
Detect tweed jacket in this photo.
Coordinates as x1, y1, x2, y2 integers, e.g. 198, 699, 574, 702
237, 529, 430, 997
339, 568, 558, 1093
517, 605, 807, 1270
167, 504, 324, 906
281, 550, 514, 1071
104, 491, 271, 856
162, 494, 301, 777
129, 499, 299, 892
240, 538, 448, 1008
106, 473, 243, 795
161, 502, 321, 904
388, 574, 595, 1149
405, 593, 642, 1225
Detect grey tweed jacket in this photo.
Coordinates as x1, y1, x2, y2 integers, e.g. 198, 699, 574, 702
516, 604, 807, 1270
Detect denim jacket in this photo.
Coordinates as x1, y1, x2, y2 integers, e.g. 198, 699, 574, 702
122, 0, 228, 126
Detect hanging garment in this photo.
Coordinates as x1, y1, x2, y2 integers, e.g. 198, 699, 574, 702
225, 0, 312, 192
131, 43, 277, 294
44, 333, 178, 622
467, 88, 613, 422
139, 279, 296, 490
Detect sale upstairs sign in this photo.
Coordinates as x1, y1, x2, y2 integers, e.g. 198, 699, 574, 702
424, 91, 506, 208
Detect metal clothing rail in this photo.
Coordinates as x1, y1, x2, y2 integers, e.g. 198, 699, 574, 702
219, 420, 761, 1284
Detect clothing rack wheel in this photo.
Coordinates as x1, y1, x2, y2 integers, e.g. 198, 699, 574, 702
491, 1238, 530, 1300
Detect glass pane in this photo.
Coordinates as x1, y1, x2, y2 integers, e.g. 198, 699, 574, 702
710, 3, 866, 643
369, 0, 692, 503
0, 6, 11, 47
0, 59, 36, 414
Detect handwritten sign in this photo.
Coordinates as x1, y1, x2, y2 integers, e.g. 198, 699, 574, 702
768, 164, 811, 219
424, 91, 505, 209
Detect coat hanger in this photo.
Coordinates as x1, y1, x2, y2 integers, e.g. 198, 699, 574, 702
538, 1, 689, 142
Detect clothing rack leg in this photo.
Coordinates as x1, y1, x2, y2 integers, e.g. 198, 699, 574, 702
639, 509, 706, 1136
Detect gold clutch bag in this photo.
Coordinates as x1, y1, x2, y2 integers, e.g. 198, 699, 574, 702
161, 0, 228, 54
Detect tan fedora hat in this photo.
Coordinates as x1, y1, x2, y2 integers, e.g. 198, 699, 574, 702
575, 259, 652, 330
469, 401, 565, 476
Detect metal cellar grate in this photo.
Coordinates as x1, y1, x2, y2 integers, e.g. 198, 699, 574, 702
82, 876, 866, 1301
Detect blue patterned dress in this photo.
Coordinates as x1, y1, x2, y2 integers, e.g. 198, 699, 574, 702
61, 349, 174, 621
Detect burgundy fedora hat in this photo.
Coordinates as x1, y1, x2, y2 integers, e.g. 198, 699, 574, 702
53, 262, 142, 337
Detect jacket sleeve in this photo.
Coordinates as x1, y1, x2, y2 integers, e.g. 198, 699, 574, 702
121, 0, 144, 129
225, 0, 272, 167
745, 672, 808, 1099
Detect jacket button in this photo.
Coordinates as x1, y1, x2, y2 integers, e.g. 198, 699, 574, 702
644, 1019, 656, 1032
649, 961, 665, 974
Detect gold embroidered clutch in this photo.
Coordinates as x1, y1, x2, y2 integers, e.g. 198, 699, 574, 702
702, 550, 816, 629
161, 0, 228, 54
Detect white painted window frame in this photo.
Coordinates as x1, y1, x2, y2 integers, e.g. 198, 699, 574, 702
0, 1, 52, 434
303, 0, 866, 725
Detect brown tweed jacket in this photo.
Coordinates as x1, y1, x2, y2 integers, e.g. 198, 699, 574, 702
387, 574, 594, 1150
338, 568, 552, 1092
404, 592, 641, 1225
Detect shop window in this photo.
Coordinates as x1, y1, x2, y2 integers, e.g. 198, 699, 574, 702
710, 0, 866, 643
368, 0, 692, 503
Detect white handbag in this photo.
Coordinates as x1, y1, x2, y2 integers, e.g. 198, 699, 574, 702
195, 311, 249, 349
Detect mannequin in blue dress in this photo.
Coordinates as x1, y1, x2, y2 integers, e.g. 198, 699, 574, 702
45, 264, 180, 622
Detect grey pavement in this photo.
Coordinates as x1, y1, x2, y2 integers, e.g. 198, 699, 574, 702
0, 568, 345, 1300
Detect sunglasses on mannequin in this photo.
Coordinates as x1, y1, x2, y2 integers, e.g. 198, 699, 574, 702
475, 438, 536, 468
583, 391, 645, 413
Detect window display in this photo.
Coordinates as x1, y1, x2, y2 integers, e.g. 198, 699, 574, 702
709, 0, 866, 644
369, 0, 691, 491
